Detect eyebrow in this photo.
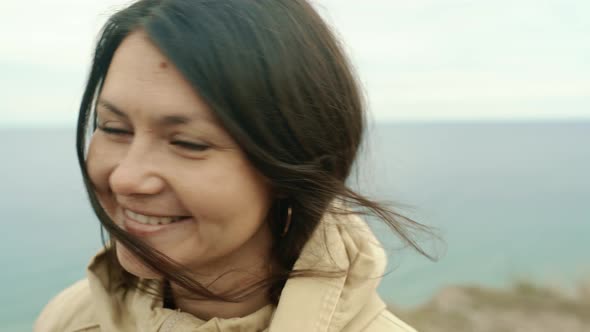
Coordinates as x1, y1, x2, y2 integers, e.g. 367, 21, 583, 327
97, 99, 212, 127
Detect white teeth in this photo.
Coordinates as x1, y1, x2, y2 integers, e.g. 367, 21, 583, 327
125, 210, 177, 225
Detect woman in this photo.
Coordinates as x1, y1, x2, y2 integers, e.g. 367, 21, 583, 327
35, 0, 432, 331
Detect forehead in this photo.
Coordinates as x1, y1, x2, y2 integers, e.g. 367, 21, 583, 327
99, 30, 214, 124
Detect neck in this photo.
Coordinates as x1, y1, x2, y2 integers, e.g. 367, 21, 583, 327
166, 264, 273, 320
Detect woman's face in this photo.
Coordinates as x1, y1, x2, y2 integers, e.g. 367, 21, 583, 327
87, 31, 274, 279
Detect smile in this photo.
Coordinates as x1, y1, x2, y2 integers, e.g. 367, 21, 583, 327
124, 209, 188, 225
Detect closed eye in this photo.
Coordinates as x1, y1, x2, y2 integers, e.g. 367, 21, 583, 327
98, 125, 209, 152
171, 141, 210, 152
97, 125, 132, 136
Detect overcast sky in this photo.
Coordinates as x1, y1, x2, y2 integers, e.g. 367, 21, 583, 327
1, 0, 589, 127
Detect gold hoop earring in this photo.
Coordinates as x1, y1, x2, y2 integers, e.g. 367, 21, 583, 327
281, 205, 292, 237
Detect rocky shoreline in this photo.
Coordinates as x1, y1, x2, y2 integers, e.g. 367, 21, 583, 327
390, 280, 590, 332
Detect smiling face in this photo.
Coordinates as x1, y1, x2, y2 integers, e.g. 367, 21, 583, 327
87, 31, 275, 280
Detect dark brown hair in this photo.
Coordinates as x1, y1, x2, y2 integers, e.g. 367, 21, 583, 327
76, 0, 434, 304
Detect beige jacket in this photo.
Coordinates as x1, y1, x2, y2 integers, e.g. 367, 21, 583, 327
35, 214, 417, 332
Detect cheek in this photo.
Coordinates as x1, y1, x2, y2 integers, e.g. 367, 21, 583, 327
237, 171, 272, 214
86, 135, 111, 191
216, 163, 271, 222
176, 157, 272, 222
86, 134, 122, 211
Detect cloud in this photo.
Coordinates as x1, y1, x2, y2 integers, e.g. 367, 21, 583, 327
314, 0, 590, 120
1, 0, 589, 126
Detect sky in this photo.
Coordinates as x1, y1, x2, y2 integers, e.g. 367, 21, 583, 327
1, 0, 589, 127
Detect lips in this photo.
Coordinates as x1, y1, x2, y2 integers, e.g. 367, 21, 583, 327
121, 208, 193, 237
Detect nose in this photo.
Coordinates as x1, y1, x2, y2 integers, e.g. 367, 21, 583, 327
108, 141, 166, 196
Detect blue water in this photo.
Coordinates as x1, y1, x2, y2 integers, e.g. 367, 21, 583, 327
1, 122, 589, 330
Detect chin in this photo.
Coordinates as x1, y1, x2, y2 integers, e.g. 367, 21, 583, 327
116, 241, 162, 279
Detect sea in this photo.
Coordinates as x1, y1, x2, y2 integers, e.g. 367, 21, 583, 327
1, 121, 589, 331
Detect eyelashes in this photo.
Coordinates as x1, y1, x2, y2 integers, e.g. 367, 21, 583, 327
97, 125, 130, 136
97, 125, 210, 152
170, 140, 209, 152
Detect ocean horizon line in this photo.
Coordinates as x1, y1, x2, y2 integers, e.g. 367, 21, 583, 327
2, 117, 590, 130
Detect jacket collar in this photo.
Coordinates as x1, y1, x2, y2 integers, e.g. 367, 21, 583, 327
269, 215, 387, 332
86, 213, 387, 331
